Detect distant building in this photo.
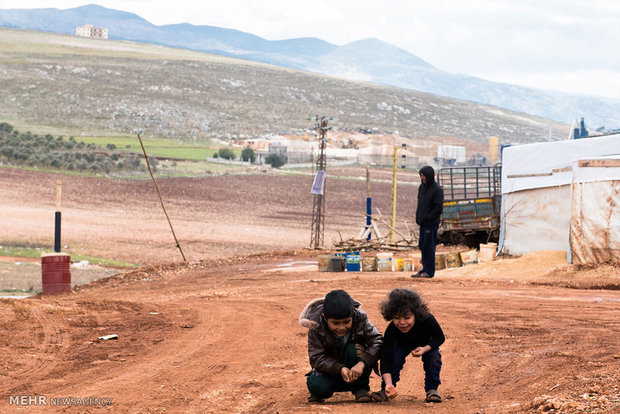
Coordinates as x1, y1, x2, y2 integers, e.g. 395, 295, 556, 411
75, 24, 108, 39
437, 145, 466, 163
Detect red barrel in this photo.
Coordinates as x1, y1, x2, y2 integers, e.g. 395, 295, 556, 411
41, 254, 71, 294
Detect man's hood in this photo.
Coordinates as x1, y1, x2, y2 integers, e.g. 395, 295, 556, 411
419, 165, 435, 184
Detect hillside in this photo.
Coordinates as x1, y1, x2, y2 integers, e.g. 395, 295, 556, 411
0, 28, 568, 145
1, 4, 619, 129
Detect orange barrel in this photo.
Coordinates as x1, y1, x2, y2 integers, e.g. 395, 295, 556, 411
41, 253, 71, 294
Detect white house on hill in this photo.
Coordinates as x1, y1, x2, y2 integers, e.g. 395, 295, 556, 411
75, 24, 108, 39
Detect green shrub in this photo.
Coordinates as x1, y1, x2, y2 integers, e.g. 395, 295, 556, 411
218, 148, 236, 160
241, 146, 256, 162
265, 153, 285, 168
0, 122, 13, 133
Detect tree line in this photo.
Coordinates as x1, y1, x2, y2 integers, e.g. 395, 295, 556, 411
0, 122, 143, 174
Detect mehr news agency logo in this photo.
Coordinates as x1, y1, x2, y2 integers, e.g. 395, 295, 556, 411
9, 395, 113, 407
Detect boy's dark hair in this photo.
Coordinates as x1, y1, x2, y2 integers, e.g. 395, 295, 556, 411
323, 289, 354, 320
380, 288, 429, 322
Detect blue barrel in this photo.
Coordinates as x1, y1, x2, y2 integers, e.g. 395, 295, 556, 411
346, 251, 361, 272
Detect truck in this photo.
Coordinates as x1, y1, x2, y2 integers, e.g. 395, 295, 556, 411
436, 164, 502, 246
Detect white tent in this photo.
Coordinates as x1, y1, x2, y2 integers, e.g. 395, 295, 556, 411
569, 156, 620, 264
498, 133, 620, 263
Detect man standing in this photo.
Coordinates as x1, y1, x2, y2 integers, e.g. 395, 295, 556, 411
412, 166, 443, 278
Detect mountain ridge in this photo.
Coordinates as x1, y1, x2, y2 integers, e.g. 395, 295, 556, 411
0, 27, 571, 145
0, 4, 618, 129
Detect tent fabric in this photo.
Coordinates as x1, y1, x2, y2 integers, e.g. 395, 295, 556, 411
498, 134, 620, 260
501, 134, 620, 195
500, 186, 571, 256
569, 158, 620, 264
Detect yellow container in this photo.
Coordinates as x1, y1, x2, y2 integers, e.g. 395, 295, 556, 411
445, 252, 462, 268
394, 258, 405, 272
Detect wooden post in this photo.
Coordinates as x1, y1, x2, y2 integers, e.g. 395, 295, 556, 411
366, 166, 372, 240
390, 147, 398, 244
56, 180, 62, 209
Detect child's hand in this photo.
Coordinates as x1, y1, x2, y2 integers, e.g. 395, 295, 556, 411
411, 345, 431, 357
341, 367, 352, 382
348, 361, 365, 382
385, 384, 398, 398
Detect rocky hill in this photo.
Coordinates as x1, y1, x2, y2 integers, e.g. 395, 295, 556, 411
0, 28, 568, 145
1, 4, 619, 129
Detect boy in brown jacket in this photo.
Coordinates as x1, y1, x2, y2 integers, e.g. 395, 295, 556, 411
299, 289, 383, 403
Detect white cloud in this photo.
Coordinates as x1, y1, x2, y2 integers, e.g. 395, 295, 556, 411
480, 69, 620, 99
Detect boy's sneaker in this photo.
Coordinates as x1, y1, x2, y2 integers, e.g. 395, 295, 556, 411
412, 272, 433, 278
354, 389, 373, 403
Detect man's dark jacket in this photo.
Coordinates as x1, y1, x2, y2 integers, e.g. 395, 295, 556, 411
416, 166, 444, 226
299, 298, 383, 377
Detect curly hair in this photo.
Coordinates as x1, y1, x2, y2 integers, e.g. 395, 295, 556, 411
380, 288, 429, 322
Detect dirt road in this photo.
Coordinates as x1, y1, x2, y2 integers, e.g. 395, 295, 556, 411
1, 167, 619, 413
1, 250, 619, 413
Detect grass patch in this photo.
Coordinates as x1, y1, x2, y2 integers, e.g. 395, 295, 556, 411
75, 135, 242, 161
1, 288, 36, 295
63, 253, 137, 268
0, 243, 136, 268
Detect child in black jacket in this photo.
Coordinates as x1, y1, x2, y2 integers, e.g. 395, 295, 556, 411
372, 288, 445, 403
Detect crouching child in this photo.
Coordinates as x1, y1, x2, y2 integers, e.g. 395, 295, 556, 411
372, 288, 445, 403
299, 289, 383, 403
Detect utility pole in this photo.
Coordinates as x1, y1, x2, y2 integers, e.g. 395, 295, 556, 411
310, 116, 333, 249
389, 144, 407, 244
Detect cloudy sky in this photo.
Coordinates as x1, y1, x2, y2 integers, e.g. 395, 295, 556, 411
4, 0, 620, 99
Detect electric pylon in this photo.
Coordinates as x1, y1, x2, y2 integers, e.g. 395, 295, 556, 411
310, 116, 333, 249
